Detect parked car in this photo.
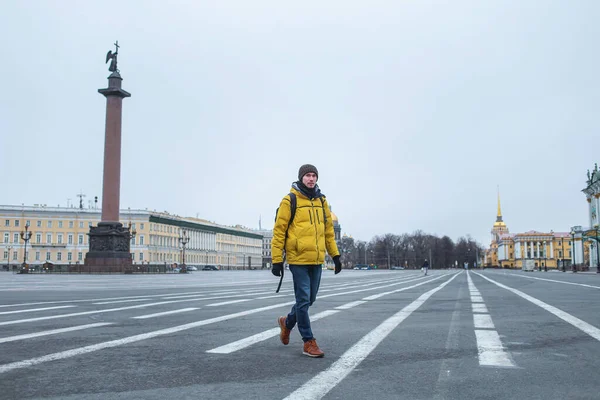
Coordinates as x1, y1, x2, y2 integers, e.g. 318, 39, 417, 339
186, 266, 198, 271
391, 266, 405, 270
202, 265, 219, 271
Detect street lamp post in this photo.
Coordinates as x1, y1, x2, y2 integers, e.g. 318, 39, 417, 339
561, 238, 566, 272
571, 230, 577, 273
20, 223, 32, 270
543, 240, 547, 272
178, 230, 189, 273
594, 224, 600, 273
5, 245, 12, 270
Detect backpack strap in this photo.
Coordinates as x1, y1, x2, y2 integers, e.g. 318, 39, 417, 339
288, 192, 297, 228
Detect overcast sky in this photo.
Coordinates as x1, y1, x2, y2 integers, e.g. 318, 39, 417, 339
1, 1, 598, 247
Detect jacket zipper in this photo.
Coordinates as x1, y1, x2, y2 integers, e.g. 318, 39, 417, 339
311, 200, 319, 263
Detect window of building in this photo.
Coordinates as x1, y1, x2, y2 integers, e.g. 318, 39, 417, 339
3, 251, 7, 260
47, 221, 52, 228
131, 253, 135, 261
13, 233, 19, 243
47, 234, 52, 244
139, 235, 145, 246
58, 221, 63, 228
57, 252, 62, 261
88, 222, 92, 227
57, 234, 63, 244
12, 251, 17, 260
67, 252, 72, 261
79, 222, 84, 228
139, 252, 143, 261
4, 220, 9, 227
78, 252, 83, 261
14, 220, 19, 227
35, 252, 40, 261
78, 234, 84, 245
69, 221, 73, 228
46, 252, 51, 261
26, 220, 30, 227
3, 233, 8, 243
132, 223, 136, 230
36, 234, 41, 243
131, 236, 136, 245
37, 220, 41, 227
68, 234, 73, 244
140, 223, 145, 230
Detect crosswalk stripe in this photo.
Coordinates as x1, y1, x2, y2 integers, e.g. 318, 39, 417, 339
0, 323, 113, 344
0, 305, 76, 315
132, 308, 199, 319
475, 330, 515, 367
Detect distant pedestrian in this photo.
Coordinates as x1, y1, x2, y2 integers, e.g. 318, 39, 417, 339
272, 164, 341, 358
422, 259, 429, 276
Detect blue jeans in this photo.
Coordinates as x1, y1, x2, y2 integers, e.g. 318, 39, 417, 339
285, 265, 322, 342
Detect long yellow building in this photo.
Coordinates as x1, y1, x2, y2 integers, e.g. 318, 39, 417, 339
1, 205, 262, 269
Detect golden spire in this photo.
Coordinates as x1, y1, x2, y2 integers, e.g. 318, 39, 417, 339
497, 186, 502, 218
494, 186, 506, 227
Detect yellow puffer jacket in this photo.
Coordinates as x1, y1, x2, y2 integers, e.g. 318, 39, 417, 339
272, 187, 340, 265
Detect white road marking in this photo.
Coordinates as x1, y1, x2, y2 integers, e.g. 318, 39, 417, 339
475, 330, 515, 367
93, 299, 152, 305
132, 308, 199, 319
512, 273, 600, 290
470, 296, 484, 303
468, 272, 516, 368
472, 304, 488, 313
473, 314, 495, 329
0, 323, 113, 344
206, 310, 341, 354
0, 300, 296, 374
0, 305, 76, 315
206, 299, 252, 307
283, 273, 460, 400
335, 301, 367, 310
474, 272, 600, 342
361, 275, 447, 300
0, 300, 199, 326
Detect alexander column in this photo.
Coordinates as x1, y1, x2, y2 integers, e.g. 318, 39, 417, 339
84, 41, 133, 273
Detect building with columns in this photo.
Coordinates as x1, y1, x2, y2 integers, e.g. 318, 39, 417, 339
581, 163, 600, 271
1, 204, 263, 270
484, 194, 575, 269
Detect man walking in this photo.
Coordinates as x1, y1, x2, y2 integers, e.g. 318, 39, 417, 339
422, 259, 429, 276
272, 164, 342, 358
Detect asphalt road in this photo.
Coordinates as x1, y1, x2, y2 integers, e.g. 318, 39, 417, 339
0, 269, 599, 400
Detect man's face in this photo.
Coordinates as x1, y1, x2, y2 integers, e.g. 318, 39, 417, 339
302, 172, 317, 188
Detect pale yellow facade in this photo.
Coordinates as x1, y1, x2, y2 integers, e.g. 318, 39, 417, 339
1, 205, 262, 269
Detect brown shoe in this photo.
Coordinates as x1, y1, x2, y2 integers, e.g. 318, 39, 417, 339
303, 339, 324, 358
278, 316, 291, 345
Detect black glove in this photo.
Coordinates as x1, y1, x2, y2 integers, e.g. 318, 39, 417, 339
333, 256, 342, 274
272, 262, 284, 277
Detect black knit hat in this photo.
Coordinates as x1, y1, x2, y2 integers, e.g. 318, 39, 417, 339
298, 164, 318, 181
